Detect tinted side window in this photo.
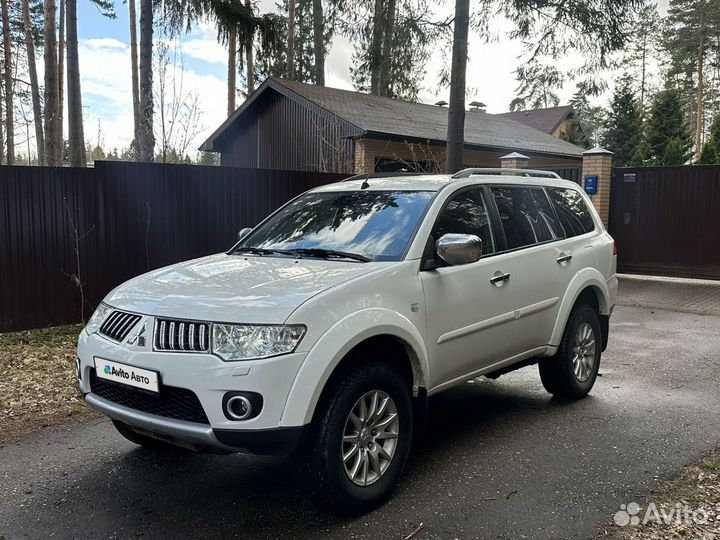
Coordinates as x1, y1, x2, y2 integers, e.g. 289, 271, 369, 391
433, 188, 495, 255
491, 187, 558, 249
546, 187, 596, 238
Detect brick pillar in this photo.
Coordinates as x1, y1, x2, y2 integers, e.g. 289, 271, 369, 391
581, 147, 613, 227
500, 152, 530, 172
353, 139, 374, 174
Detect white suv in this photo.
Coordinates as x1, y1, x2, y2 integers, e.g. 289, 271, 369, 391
77, 168, 617, 511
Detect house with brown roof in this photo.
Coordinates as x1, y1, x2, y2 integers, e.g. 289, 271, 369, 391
201, 78, 585, 179
498, 105, 586, 143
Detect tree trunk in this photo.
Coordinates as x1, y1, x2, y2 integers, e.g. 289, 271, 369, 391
245, 0, 255, 93
369, 0, 383, 94
57, 0, 65, 161
138, 0, 154, 161
66, 0, 86, 166
379, 0, 396, 96
227, 25, 237, 115
445, 0, 469, 173
129, 0, 140, 146
1, 0, 14, 164
695, 33, 704, 160
22, 0, 43, 164
312, 0, 324, 85
287, 0, 296, 79
43, 0, 60, 165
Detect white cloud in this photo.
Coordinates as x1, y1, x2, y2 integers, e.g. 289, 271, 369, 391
182, 38, 227, 65
84, 37, 128, 50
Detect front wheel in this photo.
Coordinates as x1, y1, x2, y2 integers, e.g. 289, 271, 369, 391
539, 304, 601, 399
300, 363, 413, 513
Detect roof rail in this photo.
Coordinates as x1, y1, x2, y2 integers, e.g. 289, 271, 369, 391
340, 171, 436, 182
451, 168, 561, 179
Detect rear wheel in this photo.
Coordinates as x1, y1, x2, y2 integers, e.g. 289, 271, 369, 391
539, 304, 601, 399
300, 363, 413, 513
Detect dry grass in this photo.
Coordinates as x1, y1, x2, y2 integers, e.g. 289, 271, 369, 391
601, 450, 720, 539
0, 325, 98, 442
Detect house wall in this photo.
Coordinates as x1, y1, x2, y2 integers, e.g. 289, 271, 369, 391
353, 138, 582, 174
218, 89, 360, 173
552, 118, 574, 138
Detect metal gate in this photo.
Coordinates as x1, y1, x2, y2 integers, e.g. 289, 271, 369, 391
544, 166, 581, 184
609, 165, 720, 280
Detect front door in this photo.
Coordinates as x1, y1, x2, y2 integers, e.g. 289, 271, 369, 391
421, 187, 516, 389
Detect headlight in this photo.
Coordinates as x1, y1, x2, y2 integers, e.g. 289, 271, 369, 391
212, 324, 305, 361
85, 303, 112, 335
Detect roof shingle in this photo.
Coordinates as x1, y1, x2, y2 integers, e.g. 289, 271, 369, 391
203, 78, 584, 158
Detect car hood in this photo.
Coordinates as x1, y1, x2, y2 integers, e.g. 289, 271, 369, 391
104, 253, 385, 323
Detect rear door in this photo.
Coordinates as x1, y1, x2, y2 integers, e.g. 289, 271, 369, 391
488, 185, 569, 355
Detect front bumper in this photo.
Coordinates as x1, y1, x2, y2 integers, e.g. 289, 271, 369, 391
86, 393, 307, 454
78, 324, 310, 454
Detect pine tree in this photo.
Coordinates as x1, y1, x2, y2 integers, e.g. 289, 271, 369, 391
663, 0, 720, 159
645, 87, 693, 165
602, 79, 643, 166
631, 137, 653, 166
698, 115, 720, 164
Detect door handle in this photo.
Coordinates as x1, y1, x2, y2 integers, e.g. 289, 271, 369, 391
556, 254, 573, 264
490, 272, 511, 284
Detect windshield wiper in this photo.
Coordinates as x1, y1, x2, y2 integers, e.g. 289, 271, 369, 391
288, 248, 372, 262
233, 247, 295, 257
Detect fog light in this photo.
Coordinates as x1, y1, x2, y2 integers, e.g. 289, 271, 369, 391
226, 396, 252, 420
76, 357, 82, 380
222, 391, 263, 421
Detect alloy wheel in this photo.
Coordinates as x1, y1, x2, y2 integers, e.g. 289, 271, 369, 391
341, 390, 400, 487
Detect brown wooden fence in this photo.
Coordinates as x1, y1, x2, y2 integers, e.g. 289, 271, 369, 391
610, 165, 720, 280
0, 161, 346, 332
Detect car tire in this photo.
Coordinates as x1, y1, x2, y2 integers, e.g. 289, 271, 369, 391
299, 362, 413, 514
112, 420, 187, 452
539, 304, 602, 399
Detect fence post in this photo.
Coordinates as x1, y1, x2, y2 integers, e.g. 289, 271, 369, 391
500, 152, 529, 172
581, 147, 613, 227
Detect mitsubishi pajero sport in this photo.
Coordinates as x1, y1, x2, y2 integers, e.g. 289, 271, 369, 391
77, 168, 617, 511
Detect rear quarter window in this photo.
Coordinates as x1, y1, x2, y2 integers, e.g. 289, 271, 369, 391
546, 187, 596, 238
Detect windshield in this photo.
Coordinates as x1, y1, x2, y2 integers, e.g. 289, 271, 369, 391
234, 190, 434, 262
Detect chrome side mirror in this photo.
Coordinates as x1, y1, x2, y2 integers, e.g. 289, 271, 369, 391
237, 227, 253, 241
435, 233, 482, 266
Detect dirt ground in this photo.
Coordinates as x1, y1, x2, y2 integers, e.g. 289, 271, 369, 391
0, 324, 98, 442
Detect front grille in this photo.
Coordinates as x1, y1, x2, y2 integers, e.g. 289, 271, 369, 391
89, 369, 209, 424
99, 310, 142, 342
154, 318, 210, 352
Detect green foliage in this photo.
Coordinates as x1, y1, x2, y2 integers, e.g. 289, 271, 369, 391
570, 91, 606, 147
509, 64, 561, 111
246, 0, 333, 87
197, 151, 220, 166
645, 86, 693, 165
502, 0, 648, 108
622, 4, 662, 109
630, 137, 654, 166
663, 0, 720, 80
663, 137, 687, 165
346, 0, 442, 100
602, 79, 644, 166
697, 115, 720, 164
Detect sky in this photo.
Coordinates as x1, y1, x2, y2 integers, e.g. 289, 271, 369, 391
68, 0, 669, 158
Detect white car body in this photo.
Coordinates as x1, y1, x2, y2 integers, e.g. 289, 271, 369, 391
77, 171, 617, 455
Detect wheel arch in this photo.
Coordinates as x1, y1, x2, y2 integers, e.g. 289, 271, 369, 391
549, 269, 611, 348
280, 309, 429, 428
